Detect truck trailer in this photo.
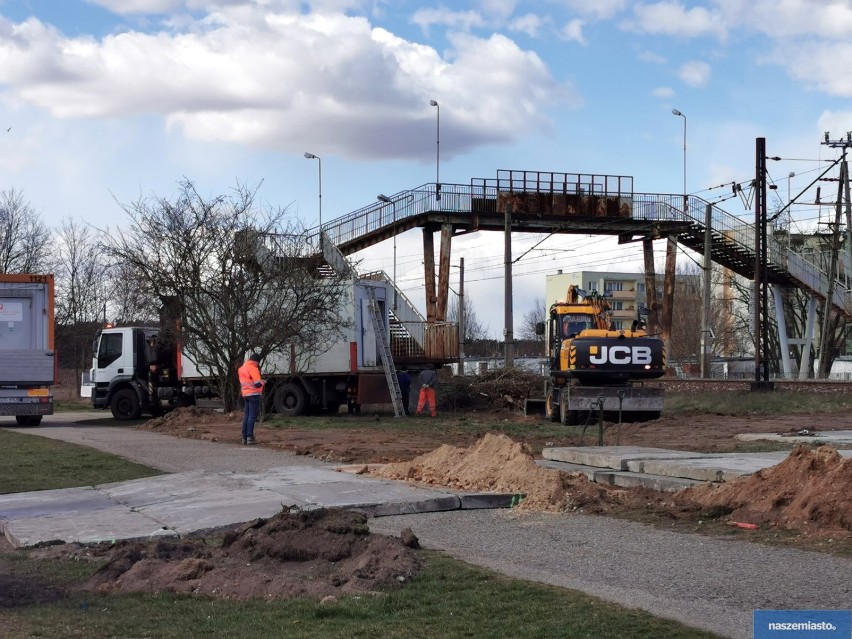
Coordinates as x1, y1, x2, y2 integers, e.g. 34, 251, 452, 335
0, 273, 56, 426
89, 272, 457, 420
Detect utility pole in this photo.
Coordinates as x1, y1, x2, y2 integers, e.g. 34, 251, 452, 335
701, 203, 713, 378
752, 137, 771, 390
504, 203, 515, 366
458, 257, 465, 375
816, 134, 850, 378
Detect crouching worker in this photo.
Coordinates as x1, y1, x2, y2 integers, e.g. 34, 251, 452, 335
238, 352, 266, 445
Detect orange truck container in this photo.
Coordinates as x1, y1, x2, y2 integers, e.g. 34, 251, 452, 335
0, 273, 55, 426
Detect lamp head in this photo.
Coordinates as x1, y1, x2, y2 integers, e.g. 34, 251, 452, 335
377, 194, 391, 203
430, 99, 438, 107
304, 152, 317, 159
672, 108, 683, 117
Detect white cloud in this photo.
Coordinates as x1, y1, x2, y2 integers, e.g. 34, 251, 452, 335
651, 86, 674, 98
560, 0, 628, 21
0, 10, 569, 160
817, 110, 852, 137
678, 60, 711, 87
410, 7, 486, 33
560, 18, 586, 44
768, 41, 852, 97
622, 2, 726, 40
508, 13, 545, 38
715, 0, 852, 40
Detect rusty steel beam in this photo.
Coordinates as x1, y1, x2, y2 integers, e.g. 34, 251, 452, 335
642, 237, 658, 336
660, 235, 678, 351
436, 224, 453, 321
422, 229, 437, 322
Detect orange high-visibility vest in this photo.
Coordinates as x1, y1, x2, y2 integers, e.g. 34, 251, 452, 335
238, 360, 264, 397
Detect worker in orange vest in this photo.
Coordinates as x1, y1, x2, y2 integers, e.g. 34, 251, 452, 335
238, 353, 265, 445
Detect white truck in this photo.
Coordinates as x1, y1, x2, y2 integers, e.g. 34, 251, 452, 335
88, 273, 457, 419
0, 273, 56, 426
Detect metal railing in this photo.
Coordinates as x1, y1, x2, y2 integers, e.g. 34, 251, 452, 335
290, 179, 852, 317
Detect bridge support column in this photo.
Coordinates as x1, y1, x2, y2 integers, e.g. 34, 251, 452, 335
661, 235, 678, 358
799, 295, 818, 380
422, 229, 437, 321
771, 285, 792, 378
436, 224, 453, 321
642, 238, 658, 336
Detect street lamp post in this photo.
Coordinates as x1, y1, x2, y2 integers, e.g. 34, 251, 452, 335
377, 194, 397, 310
429, 99, 440, 201
304, 152, 322, 244
672, 108, 687, 213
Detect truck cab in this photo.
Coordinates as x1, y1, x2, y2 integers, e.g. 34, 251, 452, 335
91, 325, 192, 419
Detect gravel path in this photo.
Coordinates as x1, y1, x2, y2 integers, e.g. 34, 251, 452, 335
8, 413, 852, 639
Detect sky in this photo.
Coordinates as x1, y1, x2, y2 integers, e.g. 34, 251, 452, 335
1, 0, 852, 338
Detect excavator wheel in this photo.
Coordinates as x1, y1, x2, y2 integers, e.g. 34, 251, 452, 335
545, 389, 560, 423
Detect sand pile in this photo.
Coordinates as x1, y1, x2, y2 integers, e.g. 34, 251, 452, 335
370, 432, 616, 512
677, 445, 852, 534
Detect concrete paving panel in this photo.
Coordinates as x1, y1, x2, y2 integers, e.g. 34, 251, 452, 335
4, 508, 172, 548
735, 431, 852, 445
98, 470, 250, 508
137, 489, 308, 534
608, 471, 702, 493
354, 496, 461, 517
0, 486, 117, 520
543, 446, 708, 470
639, 452, 791, 482
230, 466, 366, 488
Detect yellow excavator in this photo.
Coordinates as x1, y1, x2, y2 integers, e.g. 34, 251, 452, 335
542, 285, 666, 425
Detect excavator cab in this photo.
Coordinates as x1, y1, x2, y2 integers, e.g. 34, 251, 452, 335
560, 313, 595, 339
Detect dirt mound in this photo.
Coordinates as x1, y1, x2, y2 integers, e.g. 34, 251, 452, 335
371, 432, 618, 513
142, 406, 240, 431
676, 445, 852, 534
77, 508, 420, 600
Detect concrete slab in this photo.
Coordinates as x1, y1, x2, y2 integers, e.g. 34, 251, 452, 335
543, 446, 708, 471
0, 486, 118, 520
0, 463, 474, 547
459, 493, 523, 510
639, 452, 791, 482
735, 430, 852, 445
4, 508, 173, 548
608, 471, 702, 493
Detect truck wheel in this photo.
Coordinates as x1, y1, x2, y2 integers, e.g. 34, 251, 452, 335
273, 383, 307, 416
111, 388, 142, 420
15, 415, 42, 426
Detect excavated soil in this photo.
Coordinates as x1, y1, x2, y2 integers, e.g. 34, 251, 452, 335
22, 508, 420, 604
675, 444, 852, 533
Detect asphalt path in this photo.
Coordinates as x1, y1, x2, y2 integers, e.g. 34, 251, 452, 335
4, 412, 851, 639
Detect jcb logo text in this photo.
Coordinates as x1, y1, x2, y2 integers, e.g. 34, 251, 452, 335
589, 346, 652, 365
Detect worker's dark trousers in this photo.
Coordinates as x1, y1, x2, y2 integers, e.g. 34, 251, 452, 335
242, 395, 261, 440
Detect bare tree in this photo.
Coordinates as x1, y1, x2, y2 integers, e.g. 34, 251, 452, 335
448, 295, 489, 343
102, 179, 351, 412
519, 296, 547, 342
54, 218, 111, 393
0, 189, 52, 273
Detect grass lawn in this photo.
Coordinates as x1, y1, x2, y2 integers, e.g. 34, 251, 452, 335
0, 429, 163, 494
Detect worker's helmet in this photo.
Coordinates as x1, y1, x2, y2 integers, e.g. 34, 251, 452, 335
249, 352, 261, 362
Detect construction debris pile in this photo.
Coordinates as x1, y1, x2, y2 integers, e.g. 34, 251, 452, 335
446, 368, 545, 412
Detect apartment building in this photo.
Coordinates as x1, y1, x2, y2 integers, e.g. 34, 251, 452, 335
545, 269, 646, 330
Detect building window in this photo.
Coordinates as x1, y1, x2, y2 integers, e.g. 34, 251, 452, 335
587, 282, 598, 291
604, 281, 624, 292
612, 301, 623, 310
